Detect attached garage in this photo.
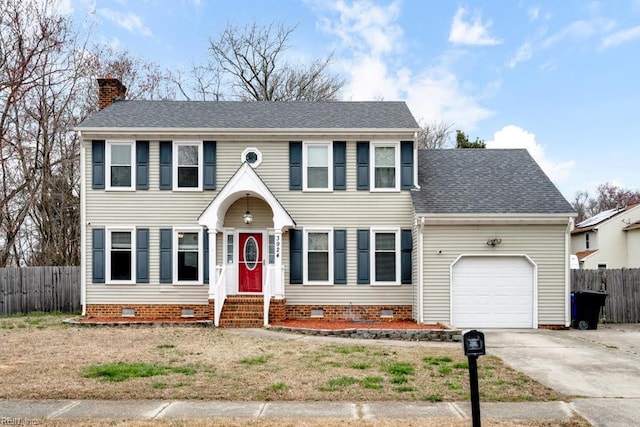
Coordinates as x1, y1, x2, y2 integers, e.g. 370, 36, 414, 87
451, 256, 536, 328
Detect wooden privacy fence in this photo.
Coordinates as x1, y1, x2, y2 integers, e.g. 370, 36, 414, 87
0, 266, 81, 315
571, 268, 640, 323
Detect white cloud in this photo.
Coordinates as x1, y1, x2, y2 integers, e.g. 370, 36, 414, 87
600, 25, 640, 49
317, 0, 493, 130
486, 125, 575, 183
508, 42, 533, 68
527, 5, 540, 22
541, 18, 615, 49
449, 7, 501, 46
97, 8, 152, 37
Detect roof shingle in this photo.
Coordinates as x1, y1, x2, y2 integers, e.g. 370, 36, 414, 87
412, 149, 575, 215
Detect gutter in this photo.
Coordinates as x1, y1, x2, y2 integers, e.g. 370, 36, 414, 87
79, 132, 87, 316
418, 216, 425, 324
565, 216, 574, 327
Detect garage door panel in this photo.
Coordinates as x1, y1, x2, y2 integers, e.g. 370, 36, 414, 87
452, 256, 534, 328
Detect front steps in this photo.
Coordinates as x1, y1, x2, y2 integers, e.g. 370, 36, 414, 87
218, 295, 265, 328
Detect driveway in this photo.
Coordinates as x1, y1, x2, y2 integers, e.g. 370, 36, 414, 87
485, 323, 640, 426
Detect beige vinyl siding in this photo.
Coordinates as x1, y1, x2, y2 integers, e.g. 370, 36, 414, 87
422, 223, 567, 325
85, 136, 414, 306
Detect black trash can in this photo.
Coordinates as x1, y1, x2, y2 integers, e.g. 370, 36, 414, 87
572, 290, 608, 330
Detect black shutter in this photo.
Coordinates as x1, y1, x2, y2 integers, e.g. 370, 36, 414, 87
333, 229, 347, 284
401, 229, 412, 284
289, 142, 302, 190
92, 140, 105, 189
333, 142, 346, 190
289, 229, 303, 284
400, 141, 413, 189
203, 141, 216, 190
92, 228, 105, 283
357, 229, 370, 284
136, 141, 149, 190
160, 228, 172, 283
159, 141, 172, 190
136, 228, 149, 283
203, 229, 209, 284
356, 142, 369, 190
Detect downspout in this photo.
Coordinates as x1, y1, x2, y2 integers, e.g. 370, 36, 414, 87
79, 134, 87, 316
565, 216, 574, 327
418, 216, 425, 323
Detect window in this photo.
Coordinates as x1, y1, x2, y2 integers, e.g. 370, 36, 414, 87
268, 234, 275, 265
174, 229, 202, 283
371, 229, 400, 284
241, 147, 262, 168
371, 143, 399, 191
585, 233, 590, 249
106, 228, 135, 283
303, 142, 332, 191
106, 142, 135, 190
173, 142, 202, 190
304, 229, 332, 284
597, 263, 607, 270
226, 233, 234, 264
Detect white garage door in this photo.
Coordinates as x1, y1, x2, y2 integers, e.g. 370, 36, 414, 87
452, 256, 534, 328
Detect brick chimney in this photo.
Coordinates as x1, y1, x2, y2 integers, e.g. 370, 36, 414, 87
97, 77, 127, 110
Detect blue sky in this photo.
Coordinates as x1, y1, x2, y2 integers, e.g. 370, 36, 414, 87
68, 0, 640, 201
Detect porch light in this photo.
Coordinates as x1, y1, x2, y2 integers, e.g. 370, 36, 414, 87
243, 194, 253, 224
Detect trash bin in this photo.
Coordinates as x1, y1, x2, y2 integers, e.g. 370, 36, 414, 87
572, 290, 608, 330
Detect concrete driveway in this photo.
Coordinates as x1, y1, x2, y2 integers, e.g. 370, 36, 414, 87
485, 323, 640, 426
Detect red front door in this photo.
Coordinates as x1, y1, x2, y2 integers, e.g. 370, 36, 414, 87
238, 232, 262, 293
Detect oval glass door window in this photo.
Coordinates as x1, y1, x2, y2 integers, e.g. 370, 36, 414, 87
244, 236, 258, 270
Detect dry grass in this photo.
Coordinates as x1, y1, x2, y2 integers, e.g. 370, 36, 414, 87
0, 314, 566, 402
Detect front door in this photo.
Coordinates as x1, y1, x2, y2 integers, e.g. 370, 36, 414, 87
238, 232, 262, 292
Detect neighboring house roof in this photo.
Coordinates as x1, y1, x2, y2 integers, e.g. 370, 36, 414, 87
572, 203, 640, 234
576, 249, 598, 260
76, 100, 420, 130
412, 149, 575, 215
622, 221, 640, 231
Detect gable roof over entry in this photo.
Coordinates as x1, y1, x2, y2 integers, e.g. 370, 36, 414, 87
413, 149, 575, 215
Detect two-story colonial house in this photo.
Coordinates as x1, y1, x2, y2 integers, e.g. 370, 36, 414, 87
76, 78, 575, 329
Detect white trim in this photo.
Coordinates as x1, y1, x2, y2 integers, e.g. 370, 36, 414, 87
303, 141, 333, 192
172, 141, 203, 191
565, 218, 573, 327
241, 147, 262, 168
105, 140, 135, 191
370, 141, 400, 192
76, 127, 420, 136
303, 227, 334, 285
449, 254, 538, 328
80, 137, 87, 315
418, 214, 576, 225
173, 227, 203, 285
370, 227, 401, 285
105, 226, 136, 285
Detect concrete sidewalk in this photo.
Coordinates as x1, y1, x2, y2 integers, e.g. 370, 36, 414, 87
0, 399, 579, 422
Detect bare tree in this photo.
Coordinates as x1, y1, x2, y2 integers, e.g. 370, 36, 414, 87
415, 120, 454, 149
197, 21, 344, 101
572, 183, 640, 224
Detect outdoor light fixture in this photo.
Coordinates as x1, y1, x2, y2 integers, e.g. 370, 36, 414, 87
242, 194, 253, 224
486, 238, 502, 246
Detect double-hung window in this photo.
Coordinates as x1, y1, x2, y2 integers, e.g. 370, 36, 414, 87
106, 142, 135, 190
304, 228, 332, 284
303, 142, 332, 191
174, 229, 202, 283
106, 228, 135, 283
371, 229, 400, 284
371, 142, 399, 191
174, 142, 202, 190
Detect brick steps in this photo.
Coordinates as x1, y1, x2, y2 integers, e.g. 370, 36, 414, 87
219, 296, 264, 328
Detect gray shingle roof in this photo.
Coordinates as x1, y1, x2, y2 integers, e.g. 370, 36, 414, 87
412, 149, 575, 215
77, 100, 420, 130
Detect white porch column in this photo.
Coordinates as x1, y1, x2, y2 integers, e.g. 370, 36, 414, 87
208, 229, 217, 299
273, 230, 284, 299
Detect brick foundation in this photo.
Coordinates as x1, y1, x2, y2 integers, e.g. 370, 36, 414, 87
86, 304, 210, 319
284, 305, 413, 322
85, 302, 413, 324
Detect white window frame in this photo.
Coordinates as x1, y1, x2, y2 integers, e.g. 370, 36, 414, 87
106, 226, 136, 284
370, 142, 400, 192
303, 141, 333, 192
241, 147, 263, 168
370, 227, 401, 285
303, 227, 333, 285
105, 141, 135, 191
173, 141, 203, 191
173, 227, 203, 285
